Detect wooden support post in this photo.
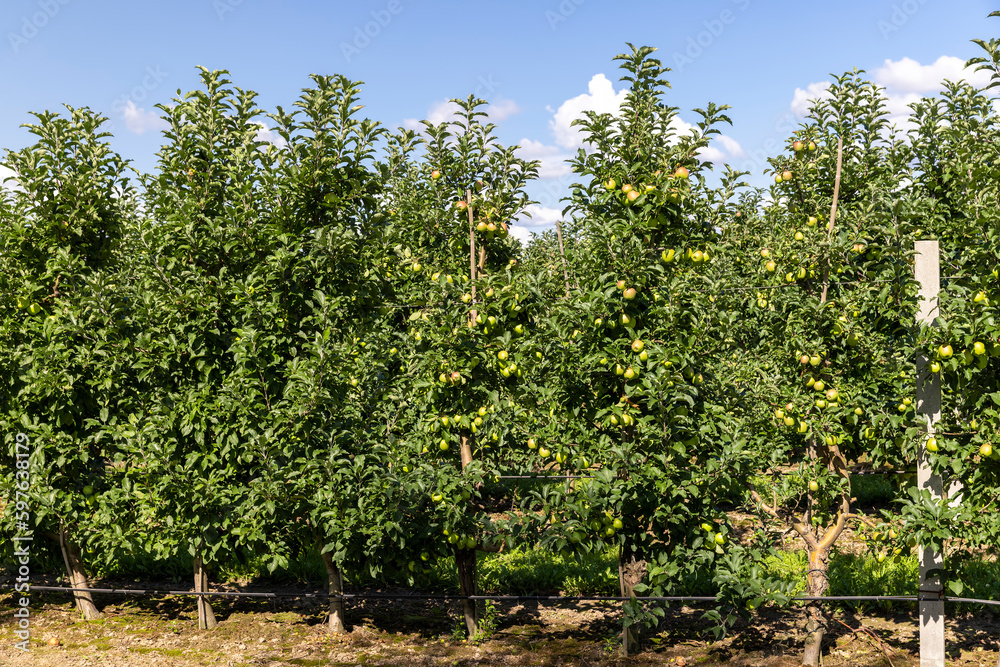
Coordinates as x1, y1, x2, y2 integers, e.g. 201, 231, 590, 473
467, 188, 477, 328
193, 539, 217, 630
555, 219, 571, 298
456, 185, 479, 638
915, 239, 944, 667
58, 525, 102, 620
320, 549, 347, 633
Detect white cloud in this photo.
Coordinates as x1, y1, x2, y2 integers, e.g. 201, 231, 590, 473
506, 224, 534, 246
486, 96, 519, 121
516, 139, 572, 180
715, 134, 746, 159
791, 81, 833, 118
790, 57, 995, 128
698, 135, 746, 164
666, 116, 745, 164
402, 99, 461, 132
516, 204, 563, 227
873, 55, 991, 94
121, 100, 169, 135
0, 165, 18, 191
550, 73, 628, 150
403, 96, 520, 132
254, 121, 287, 149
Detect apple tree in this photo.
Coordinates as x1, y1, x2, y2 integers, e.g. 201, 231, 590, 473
377, 96, 540, 636
522, 45, 794, 652
0, 106, 138, 619
897, 31, 1000, 601
729, 71, 924, 665
252, 73, 402, 633
125, 68, 297, 629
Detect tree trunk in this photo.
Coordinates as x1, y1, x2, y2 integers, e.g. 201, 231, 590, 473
802, 545, 831, 666
618, 543, 647, 656
194, 551, 217, 630
456, 547, 479, 638
57, 525, 102, 620
320, 549, 347, 633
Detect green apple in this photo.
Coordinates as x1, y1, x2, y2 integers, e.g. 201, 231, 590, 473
439, 439, 449, 452
623, 288, 637, 300
808, 480, 819, 493
937, 344, 953, 359
631, 339, 644, 353
926, 437, 938, 452
973, 341, 986, 356
538, 447, 551, 458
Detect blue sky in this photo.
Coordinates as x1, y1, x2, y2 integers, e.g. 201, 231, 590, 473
1, 0, 995, 242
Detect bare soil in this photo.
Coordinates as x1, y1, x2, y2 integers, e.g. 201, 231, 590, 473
4, 581, 1000, 666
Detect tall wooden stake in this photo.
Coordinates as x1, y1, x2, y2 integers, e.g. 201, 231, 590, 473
457, 185, 479, 638
467, 188, 477, 328
915, 239, 944, 667
555, 219, 571, 298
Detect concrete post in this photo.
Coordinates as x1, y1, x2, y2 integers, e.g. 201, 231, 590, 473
914, 240, 944, 667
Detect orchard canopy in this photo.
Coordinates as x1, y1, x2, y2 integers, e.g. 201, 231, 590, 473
3, 40, 1000, 661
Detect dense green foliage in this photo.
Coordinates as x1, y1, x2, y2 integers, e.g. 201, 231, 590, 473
3, 27, 1000, 658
